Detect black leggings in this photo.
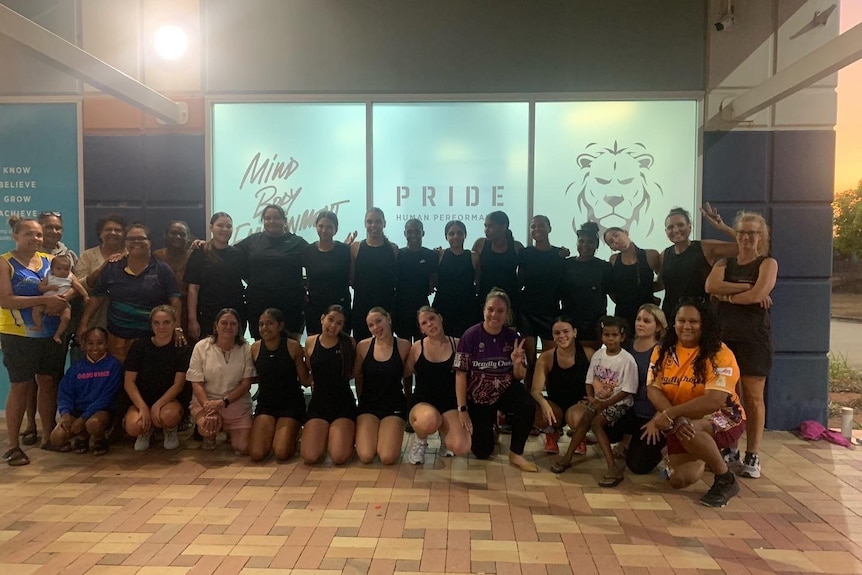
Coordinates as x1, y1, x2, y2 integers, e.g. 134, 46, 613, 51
468, 382, 535, 459
606, 411, 665, 474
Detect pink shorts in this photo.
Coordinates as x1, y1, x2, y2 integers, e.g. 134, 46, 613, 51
666, 414, 746, 456
190, 400, 252, 432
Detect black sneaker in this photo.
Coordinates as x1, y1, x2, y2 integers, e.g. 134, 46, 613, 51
700, 472, 740, 508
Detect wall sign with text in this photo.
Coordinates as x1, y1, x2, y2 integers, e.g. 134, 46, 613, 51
0, 103, 80, 253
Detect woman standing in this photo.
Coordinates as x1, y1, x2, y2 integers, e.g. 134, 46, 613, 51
249, 308, 312, 462
660, 204, 737, 319
354, 307, 411, 465
432, 220, 479, 338
236, 204, 308, 340
394, 219, 437, 340
123, 305, 192, 451
153, 221, 193, 333
706, 212, 777, 479
302, 211, 352, 335
404, 306, 471, 464
188, 308, 256, 453
76, 214, 126, 331
518, 215, 565, 385
186, 213, 246, 340
302, 305, 357, 465
472, 211, 523, 312
78, 223, 183, 363
1, 216, 71, 465
530, 316, 594, 455
559, 222, 612, 344
641, 299, 745, 508
454, 289, 536, 472
603, 227, 661, 331
350, 207, 398, 340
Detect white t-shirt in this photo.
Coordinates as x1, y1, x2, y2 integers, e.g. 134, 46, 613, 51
186, 339, 257, 406
585, 347, 638, 407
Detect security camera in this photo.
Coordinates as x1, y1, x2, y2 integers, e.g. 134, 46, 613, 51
715, 7, 734, 31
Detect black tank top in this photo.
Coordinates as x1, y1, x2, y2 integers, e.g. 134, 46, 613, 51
661, 240, 710, 318
610, 248, 655, 327
310, 336, 355, 406
254, 337, 305, 412
717, 256, 771, 342
479, 239, 519, 304
359, 337, 405, 412
545, 344, 589, 410
413, 337, 456, 398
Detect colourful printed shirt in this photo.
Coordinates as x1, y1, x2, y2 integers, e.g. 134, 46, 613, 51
585, 347, 638, 407
0, 251, 60, 338
453, 324, 519, 406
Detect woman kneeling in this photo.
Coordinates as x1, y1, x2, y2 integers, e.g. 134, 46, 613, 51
188, 308, 256, 453
641, 298, 746, 508
249, 309, 312, 462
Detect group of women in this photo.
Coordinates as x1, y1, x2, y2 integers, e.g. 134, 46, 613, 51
1, 202, 777, 505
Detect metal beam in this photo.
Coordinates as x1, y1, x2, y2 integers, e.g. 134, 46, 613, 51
723, 21, 862, 122
0, 3, 186, 124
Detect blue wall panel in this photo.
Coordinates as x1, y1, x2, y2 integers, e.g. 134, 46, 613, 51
770, 280, 831, 353
703, 131, 771, 204
767, 354, 829, 429
770, 204, 834, 278
772, 130, 836, 203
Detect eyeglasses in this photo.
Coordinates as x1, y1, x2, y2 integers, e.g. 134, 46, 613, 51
39, 211, 62, 218
735, 230, 761, 237
126, 236, 149, 243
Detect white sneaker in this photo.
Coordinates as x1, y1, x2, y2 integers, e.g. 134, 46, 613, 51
408, 436, 428, 464
134, 430, 152, 451
439, 435, 455, 457
163, 427, 179, 450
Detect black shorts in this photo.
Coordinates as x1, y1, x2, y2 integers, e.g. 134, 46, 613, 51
516, 312, 555, 341
1, 333, 67, 382
409, 391, 458, 416
306, 398, 357, 424
357, 404, 408, 421
254, 405, 306, 423
724, 339, 773, 377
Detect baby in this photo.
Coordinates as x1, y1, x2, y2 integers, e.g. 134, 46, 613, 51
34, 254, 90, 343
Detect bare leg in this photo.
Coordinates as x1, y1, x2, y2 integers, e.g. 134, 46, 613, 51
249, 414, 276, 462
355, 413, 381, 464
328, 418, 356, 465
740, 375, 766, 454
35, 374, 57, 445
300, 418, 330, 464
377, 416, 406, 465
409, 403, 443, 440
272, 418, 301, 461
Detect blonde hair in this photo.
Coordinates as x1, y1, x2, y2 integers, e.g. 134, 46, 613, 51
734, 211, 770, 255
636, 303, 667, 340
483, 287, 513, 326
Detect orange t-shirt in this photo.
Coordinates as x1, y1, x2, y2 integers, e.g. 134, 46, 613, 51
648, 342, 745, 427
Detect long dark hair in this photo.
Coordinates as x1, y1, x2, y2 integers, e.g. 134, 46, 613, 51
486, 210, 514, 246
654, 298, 722, 384
322, 304, 355, 379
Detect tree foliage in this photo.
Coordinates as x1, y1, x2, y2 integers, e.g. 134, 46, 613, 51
834, 180, 862, 258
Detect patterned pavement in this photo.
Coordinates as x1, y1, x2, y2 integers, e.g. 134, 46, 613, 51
1, 427, 862, 575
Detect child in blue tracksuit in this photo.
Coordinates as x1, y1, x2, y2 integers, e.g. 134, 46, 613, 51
49, 327, 123, 455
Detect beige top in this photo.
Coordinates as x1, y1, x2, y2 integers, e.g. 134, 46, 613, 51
76, 246, 108, 330
186, 338, 257, 406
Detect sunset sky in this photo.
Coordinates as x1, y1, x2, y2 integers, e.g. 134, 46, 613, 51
835, 2, 862, 196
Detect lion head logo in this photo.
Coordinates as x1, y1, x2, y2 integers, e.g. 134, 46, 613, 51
565, 141, 663, 237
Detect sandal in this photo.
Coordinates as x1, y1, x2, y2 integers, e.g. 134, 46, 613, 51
3, 446, 30, 466
20, 429, 38, 446
550, 460, 573, 474
42, 441, 72, 453
92, 440, 109, 457
599, 473, 624, 488
72, 439, 89, 454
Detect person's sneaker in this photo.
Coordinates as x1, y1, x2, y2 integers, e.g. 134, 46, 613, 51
163, 427, 180, 450
721, 447, 742, 473
740, 452, 761, 479
543, 431, 560, 454
439, 436, 455, 457
574, 441, 587, 455
408, 437, 428, 465
699, 472, 740, 508
134, 430, 152, 452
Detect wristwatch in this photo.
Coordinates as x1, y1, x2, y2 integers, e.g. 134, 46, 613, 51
458, 405, 468, 412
